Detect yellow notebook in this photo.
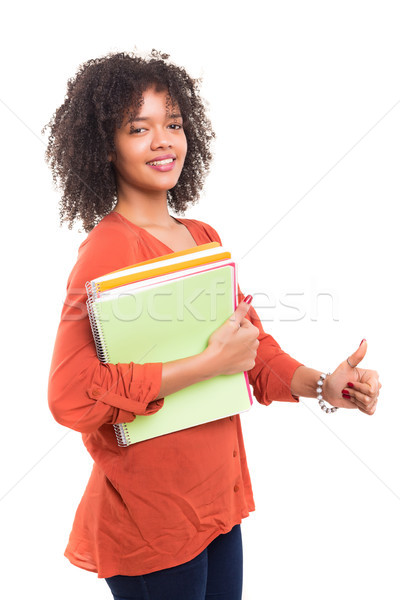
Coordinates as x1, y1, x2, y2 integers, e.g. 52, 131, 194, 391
86, 242, 230, 297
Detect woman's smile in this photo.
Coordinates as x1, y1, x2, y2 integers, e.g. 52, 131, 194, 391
147, 158, 176, 171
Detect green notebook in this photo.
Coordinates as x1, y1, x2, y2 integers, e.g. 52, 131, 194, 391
87, 262, 253, 446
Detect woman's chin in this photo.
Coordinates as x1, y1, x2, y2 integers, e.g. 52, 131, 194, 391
147, 176, 181, 191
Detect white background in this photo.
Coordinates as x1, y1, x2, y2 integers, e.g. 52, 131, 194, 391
1, 1, 399, 598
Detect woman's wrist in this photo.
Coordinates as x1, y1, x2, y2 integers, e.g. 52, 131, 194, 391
156, 348, 219, 400
198, 345, 221, 379
290, 365, 324, 399
291, 366, 338, 413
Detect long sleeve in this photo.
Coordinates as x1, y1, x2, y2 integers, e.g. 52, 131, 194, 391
48, 224, 164, 434
237, 284, 304, 406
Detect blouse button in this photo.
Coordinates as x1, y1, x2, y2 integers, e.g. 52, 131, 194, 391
233, 485, 239, 493
92, 389, 101, 397
229, 416, 234, 421
233, 450, 237, 458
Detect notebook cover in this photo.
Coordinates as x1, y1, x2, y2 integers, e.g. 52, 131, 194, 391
107, 242, 221, 274
97, 258, 235, 298
89, 263, 252, 445
88, 244, 230, 296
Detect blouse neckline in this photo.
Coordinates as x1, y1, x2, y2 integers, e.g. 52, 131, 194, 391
109, 211, 200, 253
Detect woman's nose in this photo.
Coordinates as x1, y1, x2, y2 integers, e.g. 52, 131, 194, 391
150, 127, 172, 149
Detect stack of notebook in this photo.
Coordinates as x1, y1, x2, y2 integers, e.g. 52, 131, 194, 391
86, 242, 253, 446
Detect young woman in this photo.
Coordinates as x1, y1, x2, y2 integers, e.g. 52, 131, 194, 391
43, 49, 381, 600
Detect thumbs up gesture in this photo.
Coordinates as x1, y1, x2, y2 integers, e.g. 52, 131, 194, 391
323, 339, 382, 415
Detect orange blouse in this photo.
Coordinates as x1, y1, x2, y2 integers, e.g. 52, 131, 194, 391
48, 211, 304, 578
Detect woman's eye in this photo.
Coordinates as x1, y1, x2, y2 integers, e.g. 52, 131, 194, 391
129, 123, 183, 134
130, 127, 146, 134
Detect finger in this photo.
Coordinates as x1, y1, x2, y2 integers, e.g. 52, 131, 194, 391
237, 317, 252, 328
343, 389, 377, 411
355, 397, 378, 416
346, 339, 367, 369
229, 296, 253, 328
360, 369, 379, 382
344, 380, 379, 397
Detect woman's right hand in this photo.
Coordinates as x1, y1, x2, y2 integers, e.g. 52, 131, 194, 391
156, 297, 260, 400
204, 298, 260, 376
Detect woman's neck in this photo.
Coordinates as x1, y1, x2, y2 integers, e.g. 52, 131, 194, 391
113, 191, 175, 228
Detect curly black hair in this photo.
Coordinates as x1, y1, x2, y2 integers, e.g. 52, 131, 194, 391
41, 49, 216, 233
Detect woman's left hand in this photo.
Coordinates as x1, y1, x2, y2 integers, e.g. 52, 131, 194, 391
322, 339, 381, 415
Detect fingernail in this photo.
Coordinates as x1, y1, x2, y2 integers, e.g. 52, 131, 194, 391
347, 382, 354, 388
244, 295, 253, 304
359, 338, 366, 346
342, 393, 351, 399
341, 388, 348, 394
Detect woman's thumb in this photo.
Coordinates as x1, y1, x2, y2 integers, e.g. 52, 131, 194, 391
347, 338, 367, 368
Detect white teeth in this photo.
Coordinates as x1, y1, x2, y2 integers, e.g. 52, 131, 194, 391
148, 158, 174, 166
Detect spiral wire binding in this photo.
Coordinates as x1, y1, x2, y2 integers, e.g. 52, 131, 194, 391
86, 282, 133, 447
86, 296, 110, 364
113, 422, 131, 447
85, 280, 93, 299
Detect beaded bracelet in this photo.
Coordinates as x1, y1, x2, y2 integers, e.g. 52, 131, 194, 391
317, 372, 339, 413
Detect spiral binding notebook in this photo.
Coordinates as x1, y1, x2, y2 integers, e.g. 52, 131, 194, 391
86, 257, 253, 446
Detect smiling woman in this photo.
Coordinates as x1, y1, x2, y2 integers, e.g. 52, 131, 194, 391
43, 48, 381, 600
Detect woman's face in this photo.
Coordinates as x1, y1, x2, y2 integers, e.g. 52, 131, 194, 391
109, 85, 187, 196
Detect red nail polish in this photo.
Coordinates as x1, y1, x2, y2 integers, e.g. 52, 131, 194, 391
244, 295, 253, 304
342, 393, 351, 398
347, 382, 354, 388
359, 338, 366, 347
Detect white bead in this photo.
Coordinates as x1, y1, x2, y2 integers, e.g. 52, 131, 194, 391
317, 373, 338, 413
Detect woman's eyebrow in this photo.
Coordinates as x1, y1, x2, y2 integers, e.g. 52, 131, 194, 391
131, 112, 183, 122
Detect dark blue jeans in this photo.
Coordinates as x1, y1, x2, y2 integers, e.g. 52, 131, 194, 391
105, 524, 243, 600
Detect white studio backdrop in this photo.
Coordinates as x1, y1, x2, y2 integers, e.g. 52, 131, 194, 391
1, 1, 399, 598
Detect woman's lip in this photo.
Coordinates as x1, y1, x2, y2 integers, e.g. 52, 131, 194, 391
147, 159, 176, 172
147, 154, 176, 162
